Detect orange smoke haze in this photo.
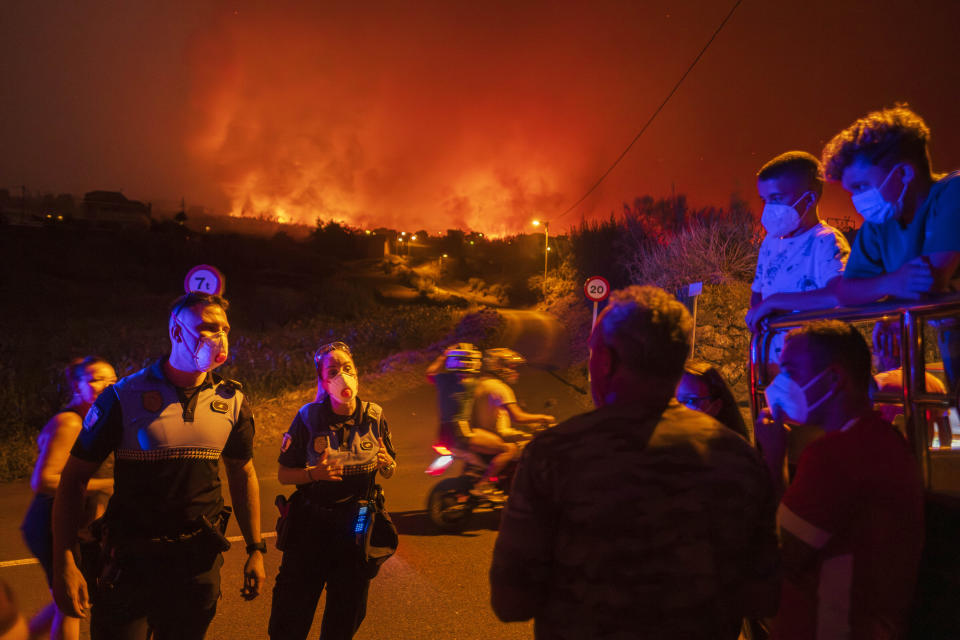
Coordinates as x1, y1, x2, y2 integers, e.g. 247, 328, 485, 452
2, 2, 958, 235
185, 3, 670, 234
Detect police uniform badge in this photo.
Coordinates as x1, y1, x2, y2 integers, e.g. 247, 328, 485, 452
211, 399, 229, 413
313, 436, 330, 454
142, 391, 163, 413
280, 433, 292, 453
82, 405, 100, 431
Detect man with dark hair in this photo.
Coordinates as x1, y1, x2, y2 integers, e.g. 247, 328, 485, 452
757, 320, 924, 639
823, 104, 960, 392
747, 151, 850, 335
491, 285, 779, 639
53, 292, 265, 639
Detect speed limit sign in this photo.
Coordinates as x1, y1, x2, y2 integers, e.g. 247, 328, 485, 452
584, 276, 610, 302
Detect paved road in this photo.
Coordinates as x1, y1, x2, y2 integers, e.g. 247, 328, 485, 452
0, 310, 588, 639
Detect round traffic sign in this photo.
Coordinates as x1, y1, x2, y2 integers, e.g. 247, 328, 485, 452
584, 276, 610, 302
184, 264, 225, 296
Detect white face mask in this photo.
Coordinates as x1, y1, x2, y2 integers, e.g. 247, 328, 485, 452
328, 371, 358, 402
761, 192, 812, 238
177, 321, 228, 372
764, 369, 834, 424
851, 165, 909, 225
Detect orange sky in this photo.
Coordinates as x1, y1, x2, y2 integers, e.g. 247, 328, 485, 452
2, 0, 958, 233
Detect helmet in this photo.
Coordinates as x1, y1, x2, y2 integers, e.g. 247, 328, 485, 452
482, 348, 526, 378
443, 343, 481, 373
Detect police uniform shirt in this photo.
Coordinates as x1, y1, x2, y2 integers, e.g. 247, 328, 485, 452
72, 360, 254, 536
278, 397, 395, 505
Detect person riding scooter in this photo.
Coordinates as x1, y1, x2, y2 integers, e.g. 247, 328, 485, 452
426, 344, 519, 502
471, 348, 556, 498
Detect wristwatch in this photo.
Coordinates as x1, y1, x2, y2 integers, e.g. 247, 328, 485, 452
246, 541, 267, 554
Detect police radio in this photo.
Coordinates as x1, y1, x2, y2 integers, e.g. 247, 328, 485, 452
352, 504, 371, 535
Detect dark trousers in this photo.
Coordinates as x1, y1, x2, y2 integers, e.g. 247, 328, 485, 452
91, 551, 222, 640
268, 532, 370, 640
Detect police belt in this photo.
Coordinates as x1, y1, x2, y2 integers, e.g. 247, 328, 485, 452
106, 508, 232, 556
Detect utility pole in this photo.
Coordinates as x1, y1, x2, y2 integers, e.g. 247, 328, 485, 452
543, 220, 549, 288
532, 219, 549, 295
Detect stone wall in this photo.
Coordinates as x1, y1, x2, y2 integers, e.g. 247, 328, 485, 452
690, 282, 753, 404
545, 281, 755, 409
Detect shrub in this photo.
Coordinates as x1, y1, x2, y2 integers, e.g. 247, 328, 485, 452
624, 218, 758, 293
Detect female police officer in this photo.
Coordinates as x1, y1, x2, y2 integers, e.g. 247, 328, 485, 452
268, 341, 397, 640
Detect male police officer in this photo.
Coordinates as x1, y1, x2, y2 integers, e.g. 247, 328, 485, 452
52, 292, 265, 639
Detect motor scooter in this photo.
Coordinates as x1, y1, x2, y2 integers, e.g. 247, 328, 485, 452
424, 442, 519, 532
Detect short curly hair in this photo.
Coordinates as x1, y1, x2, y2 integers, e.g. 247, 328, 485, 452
595, 285, 692, 382
821, 104, 932, 182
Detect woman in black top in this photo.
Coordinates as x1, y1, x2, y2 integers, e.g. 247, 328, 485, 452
22, 356, 116, 640
268, 341, 397, 640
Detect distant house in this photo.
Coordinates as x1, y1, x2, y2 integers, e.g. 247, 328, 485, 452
82, 191, 152, 229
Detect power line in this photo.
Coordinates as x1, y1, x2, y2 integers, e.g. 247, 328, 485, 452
555, 0, 744, 220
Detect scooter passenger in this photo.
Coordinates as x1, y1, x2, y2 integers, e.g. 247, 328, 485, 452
426, 344, 515, 501
471, 349, 556, 498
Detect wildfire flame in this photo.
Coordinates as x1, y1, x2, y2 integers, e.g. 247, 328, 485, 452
183, 4, 631, 234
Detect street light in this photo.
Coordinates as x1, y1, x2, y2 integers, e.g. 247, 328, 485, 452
532, 219, 550, 293
438, 253, 448, 278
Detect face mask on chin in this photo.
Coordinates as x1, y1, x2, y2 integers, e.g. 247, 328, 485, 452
851, 165, 910, 225
761, 192, 813, 238
764, 369, 835, 424
328, 371, 358, 403
177, 321, 228, 372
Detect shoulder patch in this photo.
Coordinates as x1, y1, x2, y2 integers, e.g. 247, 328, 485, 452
216, 384, 237, 399
83, 405, 101, 431
142, 391, 163, 413
221, 378, 243, 391
211, 399, 229, 413
364, 402, 382, 422
280, 433, 292, 453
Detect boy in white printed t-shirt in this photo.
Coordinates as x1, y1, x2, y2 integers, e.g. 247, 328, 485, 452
746, 151, 851, 360
748, 152, 851, 472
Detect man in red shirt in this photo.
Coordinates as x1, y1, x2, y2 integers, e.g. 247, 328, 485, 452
757, 320, 924, 639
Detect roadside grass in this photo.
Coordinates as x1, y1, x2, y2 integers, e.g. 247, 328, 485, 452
254, 308, 505, 445
0, 304, 504, 482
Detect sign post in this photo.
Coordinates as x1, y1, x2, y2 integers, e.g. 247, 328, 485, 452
584, 276, 611, 386
584, 275, 611, 328
676, 281, 703, 357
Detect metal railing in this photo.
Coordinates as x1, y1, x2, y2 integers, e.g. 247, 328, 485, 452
749, 293, 960, 494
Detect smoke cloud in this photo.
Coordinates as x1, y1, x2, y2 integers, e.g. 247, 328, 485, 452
3, 1, 958, 234
184, 2, 698, 234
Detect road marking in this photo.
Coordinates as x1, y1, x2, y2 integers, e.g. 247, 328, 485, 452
0, 558, 38, 569
0, 532, 277, 570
